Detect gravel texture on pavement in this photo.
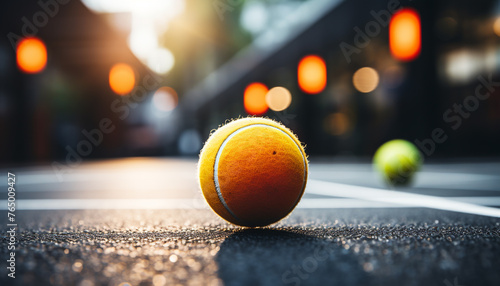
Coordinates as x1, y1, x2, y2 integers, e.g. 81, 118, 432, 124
1, 208, 499, 286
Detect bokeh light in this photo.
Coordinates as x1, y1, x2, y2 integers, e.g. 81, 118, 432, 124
298, 55, 327, 94
443, 49, 480, 84
244, 82, 269, 115
147, 48, 175, 74
389, 8, 421, 61
353, 67, 379, 93
240, 1, 268, 35
494, 17, 500, 37
265, 87, 292, 112
153, 86, 178, 111
16, 37, 47, 74
109, 63, 135, 95
324, 112, 350, 136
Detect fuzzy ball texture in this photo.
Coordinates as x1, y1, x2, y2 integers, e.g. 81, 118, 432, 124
198, 117, 308, 227
373, 139, 423, 186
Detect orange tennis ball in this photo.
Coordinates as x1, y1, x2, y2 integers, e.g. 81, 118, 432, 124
198, 117, 308, 227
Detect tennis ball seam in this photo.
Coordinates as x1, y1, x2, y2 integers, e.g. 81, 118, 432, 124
198, 117, 309, 227
213, 122, 308, 226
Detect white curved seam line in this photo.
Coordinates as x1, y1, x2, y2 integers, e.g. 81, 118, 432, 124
214, 125, 255, 223
214, 123, 307, 222
279, 129, 307, 211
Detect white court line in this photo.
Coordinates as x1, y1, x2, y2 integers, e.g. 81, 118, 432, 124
1, 196, 500, 211
306, 180, 500, 218
3, 169, 498, 187
0, 172, 193, 186
310, 170, 498, 181
298, 197, 500, 208
0, 199, 208, 210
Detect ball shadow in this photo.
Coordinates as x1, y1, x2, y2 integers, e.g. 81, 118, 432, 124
215, 228, 368, 286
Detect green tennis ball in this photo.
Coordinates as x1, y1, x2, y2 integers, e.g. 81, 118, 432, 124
373, 139, 423, 186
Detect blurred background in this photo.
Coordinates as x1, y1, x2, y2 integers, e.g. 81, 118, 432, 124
1, 0, 500, 164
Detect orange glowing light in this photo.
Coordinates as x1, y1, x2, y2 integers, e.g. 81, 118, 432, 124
494, 17, 500, 37
109, 63, 135, 95
298, 55, 327, 94
353, 67, 379, 93
244, 82, 269, 115
16, 37, 47, 74
389, 8, 421, 61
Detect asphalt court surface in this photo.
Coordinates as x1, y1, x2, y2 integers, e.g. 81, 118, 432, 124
1, 158, 499, 285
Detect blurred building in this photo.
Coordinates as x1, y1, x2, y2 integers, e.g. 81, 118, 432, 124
1, 0, 500, 164
180, 0, 500, 158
